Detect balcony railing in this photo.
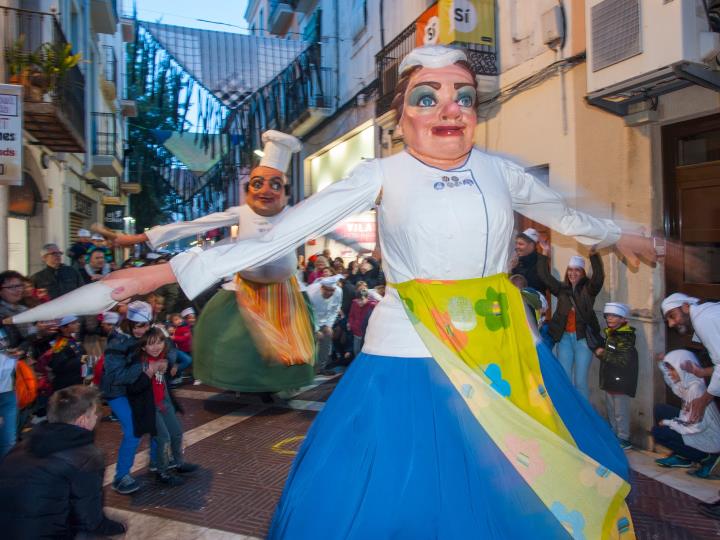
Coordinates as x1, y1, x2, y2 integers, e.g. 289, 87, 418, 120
1, 6, 86, 152
92, 112, 118, 157
269, 1, 295, 35
375, 13, 498, 118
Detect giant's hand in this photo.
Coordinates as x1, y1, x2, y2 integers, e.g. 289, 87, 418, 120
91, 223, 148, 248
104, 264, 176, 301
613, 234, 658, 269
2, 264, 177, 325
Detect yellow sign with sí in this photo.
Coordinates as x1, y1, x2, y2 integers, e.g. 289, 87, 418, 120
438, 0, 495, 47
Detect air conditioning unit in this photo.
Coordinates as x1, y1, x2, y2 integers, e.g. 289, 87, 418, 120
586, 0, 720, 115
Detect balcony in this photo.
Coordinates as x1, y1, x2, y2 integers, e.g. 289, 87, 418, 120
120, 178, 141, 194
100, 45, 117, 103
269, 0, 294, 35
91, 112, 122, 177
90, 0, 119, 35
288, 65, 335, 137
1, 6, 86, 153
375, 13, 498, 118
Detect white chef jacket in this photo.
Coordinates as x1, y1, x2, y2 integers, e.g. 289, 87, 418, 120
306, 282, 343, 331
691, 302, 720, 396
147, 204, 297, 285
171, 148, 622, 358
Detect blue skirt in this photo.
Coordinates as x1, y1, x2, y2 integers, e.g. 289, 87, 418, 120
268, 346, 628, 539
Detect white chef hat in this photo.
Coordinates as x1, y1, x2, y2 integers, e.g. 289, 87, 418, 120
399, 45, 468, 75
101, 311, 120, 325
180, 307, 196, 318
604, 302, 630, 318
91, 233, 104, 241
518, 228, 539, 243
259, 130, 302, 173
126, 301, 153, 323
567, 255, 586, 270
661, 293, 700, 316
319, 276, 341, 289
77, 228, 91, 238
59, 315, 78, 326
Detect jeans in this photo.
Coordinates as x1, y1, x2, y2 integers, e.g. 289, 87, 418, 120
652, 403, 709, 462
605, 392, 631, 440
353, 335, 364, 357
556, 332, 593, 401
316, 327, 333, 371
0, 391, 17, 460
174, 350, 192, 375
154, 394, 184, 473
109, 396, 141, 480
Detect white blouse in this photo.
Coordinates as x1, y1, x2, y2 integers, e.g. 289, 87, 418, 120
171, 148, 622, 357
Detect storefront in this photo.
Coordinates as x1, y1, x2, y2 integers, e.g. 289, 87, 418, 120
303, 122, 376, 260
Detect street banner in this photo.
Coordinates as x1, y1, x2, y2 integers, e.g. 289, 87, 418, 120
416, 4, 440, 47
103, 204, 125, 230
438, 0, 495, 47
0, 84, 23, 186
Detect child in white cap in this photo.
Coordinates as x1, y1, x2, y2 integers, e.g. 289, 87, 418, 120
47, 315, 85, 393
594, 302, 638, 449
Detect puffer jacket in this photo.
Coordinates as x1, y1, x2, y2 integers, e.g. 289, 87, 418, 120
598, 324, 639, 397
537, 253, 604, 343
0, 422, 105, 538
100, 330, 143, 400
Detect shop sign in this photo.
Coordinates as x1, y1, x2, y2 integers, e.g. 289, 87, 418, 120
334, 217, 377, 244
438, 0, 495, 47
103, 204, 125, 230
0, 84, 23, 186
416, 5, 440, 47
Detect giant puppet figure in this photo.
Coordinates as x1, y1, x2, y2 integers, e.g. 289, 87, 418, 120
11, 46, 658, 538
105, 131, 317, 393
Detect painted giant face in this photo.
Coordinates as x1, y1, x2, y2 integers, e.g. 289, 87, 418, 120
246, 165, 288, 217
398, 64, 477, 169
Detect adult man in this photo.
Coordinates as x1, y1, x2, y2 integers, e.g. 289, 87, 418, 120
80, 248, 112, 284
31, 244, 84, 299
510, 228, 548, 292
0, 385, 126, 537
307, 276, 343, 374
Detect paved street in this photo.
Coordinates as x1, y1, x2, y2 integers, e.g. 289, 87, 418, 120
94, 374, 720, 539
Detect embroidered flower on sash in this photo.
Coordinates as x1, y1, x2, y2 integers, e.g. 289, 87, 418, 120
484, 363, 511, 397
550, 502, 586, 540
474, 287, 511, 331
504, 434, 546, 485
430, 308, 469, 351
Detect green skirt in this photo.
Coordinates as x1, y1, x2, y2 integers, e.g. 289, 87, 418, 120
193, 289, 315, 392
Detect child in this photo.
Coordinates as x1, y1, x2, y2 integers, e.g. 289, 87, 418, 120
170, 308, 195, 385
594, 302, 638, 450
654, 349, 720, 478
126, 326, 198, 485
48, 316, 85, 393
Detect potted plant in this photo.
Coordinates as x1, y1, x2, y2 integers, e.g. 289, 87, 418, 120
4, 36, 45, 101
36, 42, 83, 95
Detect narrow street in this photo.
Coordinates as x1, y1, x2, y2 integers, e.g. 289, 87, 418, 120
93, 373, 720, 539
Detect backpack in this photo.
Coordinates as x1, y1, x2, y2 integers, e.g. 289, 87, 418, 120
15, 359, 38, 410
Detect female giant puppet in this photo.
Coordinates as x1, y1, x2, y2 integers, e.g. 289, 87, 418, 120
11, 46, 658, 539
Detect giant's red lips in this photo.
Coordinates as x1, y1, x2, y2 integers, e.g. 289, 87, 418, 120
431, 125, 465, 136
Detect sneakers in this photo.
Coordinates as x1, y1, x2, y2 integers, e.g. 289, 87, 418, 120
174, 462, 199, 474
617, 438, 632, 451
149, 461, 176, 473
95, 517, 127, 536
193, 379, 203, 386
655, 454, 694, 468
112, 474, 140, 494
688, 455, 720, 479
156, 471, 184, 486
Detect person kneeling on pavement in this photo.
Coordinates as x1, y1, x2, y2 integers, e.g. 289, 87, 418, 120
0, 385, 126, 538
653, 349, 720, 478
126, 326, 198, 485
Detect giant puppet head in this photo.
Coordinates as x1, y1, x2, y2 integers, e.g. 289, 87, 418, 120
245, 130, 302, 217
392, 46, 478, 170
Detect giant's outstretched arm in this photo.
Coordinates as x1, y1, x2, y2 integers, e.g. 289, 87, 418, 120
6, 161, 382, 324
501, 159, 657, 267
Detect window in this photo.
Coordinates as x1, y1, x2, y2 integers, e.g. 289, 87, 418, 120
351, 0, 367, 42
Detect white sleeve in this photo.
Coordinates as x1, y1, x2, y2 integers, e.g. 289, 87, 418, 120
500, 159, 622, 248
145, 207, 244, 249
694, 307, 720, 396
171, 160, 382, 299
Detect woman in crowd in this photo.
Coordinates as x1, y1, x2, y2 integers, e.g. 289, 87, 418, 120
538, 252, 604, 400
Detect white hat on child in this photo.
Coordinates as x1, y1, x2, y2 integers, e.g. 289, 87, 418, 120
180, 307, 196, 318
101, 311, 120, 325
604, 302, 630, 318
127, 301, 153, 323
58, 315, 78, 326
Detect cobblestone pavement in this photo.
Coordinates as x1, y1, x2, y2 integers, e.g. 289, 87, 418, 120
95, 377, 720, 539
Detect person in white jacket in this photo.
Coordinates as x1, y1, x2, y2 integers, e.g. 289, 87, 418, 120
653, 349, 720, 477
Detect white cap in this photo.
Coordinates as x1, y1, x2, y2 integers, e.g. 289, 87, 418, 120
319, 276, 341, 288
259, 130, 302, 173
661, 293, 700, 316
519, 228, 539, 243
567, 256, 586, 270
145, 252, 161, 260
101, 311, 120, 325
604, 302, 630, 318
180, 307, 196, 318
399, 45, 467, 75
91, 233, 104, 241
126, 301, 153, 323
77, 228, 91, 238
59, 315, 78, 326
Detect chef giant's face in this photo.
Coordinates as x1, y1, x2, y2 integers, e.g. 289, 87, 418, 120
246, 165, 288, 217
398, 64, 477, 170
